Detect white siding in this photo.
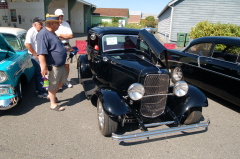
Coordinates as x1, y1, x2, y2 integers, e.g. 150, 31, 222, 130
0, 2, 44, 29
158, 0, 240, 43
158, 7, 171, 42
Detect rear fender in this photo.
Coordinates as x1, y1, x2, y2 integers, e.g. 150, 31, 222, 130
171, 85, 208, 118
96, 89, 128, 117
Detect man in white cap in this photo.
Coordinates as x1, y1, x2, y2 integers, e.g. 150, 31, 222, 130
25, 17, 48, 98
54, 9, 73, 89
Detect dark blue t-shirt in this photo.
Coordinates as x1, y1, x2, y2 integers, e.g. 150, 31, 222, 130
36, 28, 67, 66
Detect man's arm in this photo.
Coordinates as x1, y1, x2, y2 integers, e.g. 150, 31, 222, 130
25, 43, 38, 59
38, 54, 48, 77
56, 33, 73, 40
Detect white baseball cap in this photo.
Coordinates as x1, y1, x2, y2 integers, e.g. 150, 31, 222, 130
55, 9, 64, 16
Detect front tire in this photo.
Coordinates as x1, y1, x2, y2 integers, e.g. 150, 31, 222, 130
97, 98, 118, 137
15, 79, 23, 103
171, 66, 184, 83
77, 66, 81, 84
182, 107, 202, 125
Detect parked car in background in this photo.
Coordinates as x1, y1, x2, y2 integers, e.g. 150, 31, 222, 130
0, 27, 34, 110
77, 27, 210, 141
142, 27, 157, 34
167, 36, 240, 107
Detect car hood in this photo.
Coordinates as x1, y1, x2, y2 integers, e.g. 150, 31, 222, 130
0, 34, 15, 53
138, 29, 166, 58
109, 54, 159, 75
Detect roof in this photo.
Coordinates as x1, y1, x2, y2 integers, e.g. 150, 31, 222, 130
129, 11, 141, 15
157, 0, 178, 18
92, 8, 129, 17
128, 15, 141, 23
0, 27, 26, 36
89, 27, 140, 35
190, 36, 240, 46
77, 0, 96, 7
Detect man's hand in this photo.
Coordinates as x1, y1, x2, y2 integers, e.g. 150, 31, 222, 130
38, 54, 48, 77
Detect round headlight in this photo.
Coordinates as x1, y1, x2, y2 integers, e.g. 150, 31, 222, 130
173, 81, 188, 97
0, 71, 8, 82
128, 83, 145, 101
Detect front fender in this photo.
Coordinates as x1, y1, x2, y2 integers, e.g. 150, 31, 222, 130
97, 89, 128, 117
170, 85, 208, 118
78, 54, 92, 78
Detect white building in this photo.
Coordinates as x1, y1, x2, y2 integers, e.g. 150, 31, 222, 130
0, 0, 96, 33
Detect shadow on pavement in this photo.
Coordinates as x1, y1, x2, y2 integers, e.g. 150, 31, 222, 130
201, 90, 240, 113
0, 78, 49, 116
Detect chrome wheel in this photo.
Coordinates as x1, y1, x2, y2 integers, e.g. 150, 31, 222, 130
97, 98, 118, 137
98, 100, 104, 129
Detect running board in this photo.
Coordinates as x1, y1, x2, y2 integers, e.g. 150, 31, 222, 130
112, 119, 210, 142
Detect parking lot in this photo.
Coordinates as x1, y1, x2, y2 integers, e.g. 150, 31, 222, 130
0, 34, 239, 159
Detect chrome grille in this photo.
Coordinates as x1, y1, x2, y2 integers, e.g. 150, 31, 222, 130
140, 74, 169, 118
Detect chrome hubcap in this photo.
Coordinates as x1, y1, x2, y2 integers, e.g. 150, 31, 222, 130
98, 101, 104, 129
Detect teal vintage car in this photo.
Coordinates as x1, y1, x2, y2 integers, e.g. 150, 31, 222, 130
0, 27, 34, 110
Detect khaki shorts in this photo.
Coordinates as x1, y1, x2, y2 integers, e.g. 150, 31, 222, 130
47, 66, 67, 91
64, 43, 72, 65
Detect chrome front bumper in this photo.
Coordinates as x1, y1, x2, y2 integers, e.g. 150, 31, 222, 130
0, 97, 18, 110
112, 119, 210, 142
0, 84, 19, 110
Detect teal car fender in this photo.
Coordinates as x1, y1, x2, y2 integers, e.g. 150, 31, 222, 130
0, 33, 34, 110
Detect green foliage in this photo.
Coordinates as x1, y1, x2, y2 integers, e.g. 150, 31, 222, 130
190, 21, 240, 55
100, 22, 118, 27
189, 21, 240, 39
145, 16, 155, 21
111, 17, 123, 23
125, 23, 143, 29
140, 19, 157, 28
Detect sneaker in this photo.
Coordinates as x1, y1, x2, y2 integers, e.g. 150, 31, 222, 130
65, 81, 73, 88
67, 82, 73, 88
38, 93, 48, 98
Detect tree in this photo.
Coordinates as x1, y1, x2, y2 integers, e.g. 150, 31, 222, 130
145, 16, 155, 21
111, 17, 123, 23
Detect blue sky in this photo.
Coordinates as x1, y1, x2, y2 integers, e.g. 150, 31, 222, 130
86, 0, 172, 15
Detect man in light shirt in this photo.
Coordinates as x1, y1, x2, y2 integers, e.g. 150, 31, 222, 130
55, 9, 73, 89
25, 17, 48, 98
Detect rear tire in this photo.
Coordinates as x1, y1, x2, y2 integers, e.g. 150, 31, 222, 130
97, 98, 118, 137
182, 107, 202, 125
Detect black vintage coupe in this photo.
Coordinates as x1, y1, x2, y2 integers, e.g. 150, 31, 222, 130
167, 36, 240, 107
77, 27, 210, 141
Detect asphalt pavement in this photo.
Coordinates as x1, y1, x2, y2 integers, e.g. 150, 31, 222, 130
0, 34, 239, 159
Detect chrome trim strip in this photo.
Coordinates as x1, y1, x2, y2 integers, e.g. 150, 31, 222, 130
169, 59, 240, 82
142, 93, 174, 97
112, 119, 210, 142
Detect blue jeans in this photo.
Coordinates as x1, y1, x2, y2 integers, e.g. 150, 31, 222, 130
31, 55, 47, 95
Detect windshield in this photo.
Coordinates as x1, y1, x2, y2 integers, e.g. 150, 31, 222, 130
1, 33, 23, 51
102, 34, 150, 54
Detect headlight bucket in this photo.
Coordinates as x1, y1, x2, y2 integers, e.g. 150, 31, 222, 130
0, 84, 14, 95
0, 71, 8, 82
173, 81, 188, 97
128, 83, 145, 101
